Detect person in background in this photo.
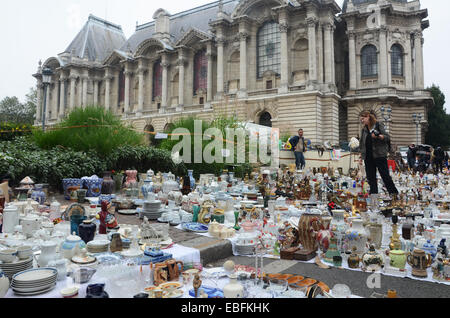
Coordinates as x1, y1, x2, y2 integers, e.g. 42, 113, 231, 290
289, 129, 307, 170
433, 146, 445, 174
358, 110, 399, 203
407, 144, 417, 172
444, 151, 449, 170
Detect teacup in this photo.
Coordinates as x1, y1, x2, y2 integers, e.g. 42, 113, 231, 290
17, 246, 33, 260
0, 249, 18, 263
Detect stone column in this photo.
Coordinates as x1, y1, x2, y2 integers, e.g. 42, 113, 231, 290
104, 70, 112, 111
206, 44, 214, 103
147, 62, 154, 110
82, 74, 89, 107
239, 30, 249, 97
307, 17, 318, 84
324, 23, 333, 85
414, 30, 424, 89
124, 70, 132, 115
216, 37, 225, 96
348, 31, 357, 90
317, 23, 324, 85
279, 22, 289, 93
45, 83, 51, 122
93, 79, 99, 106
59, 76, 66, 118
137, 67, 146, 116
331, 26, 335, 83
177, 55, 186, 109
404, 35, 413, 90
69, 74, 77, 110
379, 26, 388, 86
161, 54, 170, 112
36, 81, 43, 123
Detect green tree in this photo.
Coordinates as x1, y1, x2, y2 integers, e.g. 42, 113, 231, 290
425, 85, 450, 148
0, 88, 36, 124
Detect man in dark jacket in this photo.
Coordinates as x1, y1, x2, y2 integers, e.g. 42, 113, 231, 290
433, 146, 445, 174
407, 144, 416, 171
289, 129, 307, 170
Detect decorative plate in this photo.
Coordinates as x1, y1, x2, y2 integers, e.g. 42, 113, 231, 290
160, 282, 183, 290
118, 209, 138, 215
71, 255, 97, 265
181, 222, 209, 233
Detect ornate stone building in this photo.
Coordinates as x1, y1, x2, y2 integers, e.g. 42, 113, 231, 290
33, 0, 433, 148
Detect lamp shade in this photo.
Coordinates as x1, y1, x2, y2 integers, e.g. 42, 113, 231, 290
42, 67, 53, 84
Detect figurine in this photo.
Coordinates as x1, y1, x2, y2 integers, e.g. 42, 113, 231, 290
96, 200, 110, 234
193, 274, 202, 298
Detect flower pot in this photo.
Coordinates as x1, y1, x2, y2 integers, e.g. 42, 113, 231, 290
31, 184, 46, 205
62, 179, 82, 200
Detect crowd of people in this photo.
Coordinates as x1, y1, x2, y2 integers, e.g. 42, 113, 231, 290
407, 143, 449, 174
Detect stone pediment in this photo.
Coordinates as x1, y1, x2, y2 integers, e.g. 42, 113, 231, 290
175, 28, 213, 47
103, 49, 132, 66
231, 0, 291, 19
135, 38, 173, 57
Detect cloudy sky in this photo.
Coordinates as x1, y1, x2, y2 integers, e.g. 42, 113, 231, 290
0, 0, 448, 112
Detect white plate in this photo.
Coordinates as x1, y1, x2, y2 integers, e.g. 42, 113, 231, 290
12, 276, 57, 285
118, 209, 138, 215
12, 268, 58, 282
87, 240, 110, 247
13, 285, 56, 296
12, 283, 56, 293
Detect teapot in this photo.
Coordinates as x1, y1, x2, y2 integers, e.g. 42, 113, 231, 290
61, 232, 86, 260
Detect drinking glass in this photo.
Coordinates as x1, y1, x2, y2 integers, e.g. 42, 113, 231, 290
268, 278, 287, 298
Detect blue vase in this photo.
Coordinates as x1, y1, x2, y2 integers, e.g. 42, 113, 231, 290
188, 170, 195, 190
31, 184, 46, 205
422, 240, 437, 260
62, 179, 82, 200
141, 180, 153, 199
84, 177, 103, 197
70, 215, 87, 235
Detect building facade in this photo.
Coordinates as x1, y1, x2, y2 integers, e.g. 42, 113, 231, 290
33, 0, 433, 148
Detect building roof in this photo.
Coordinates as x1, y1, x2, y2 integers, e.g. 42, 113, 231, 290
62, 14, 127, 62
122, 0, 239, 53
342, 0, 407, 13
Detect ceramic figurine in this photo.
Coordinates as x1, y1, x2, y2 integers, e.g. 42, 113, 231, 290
96, 200, 116, 234
193, 274, 202, 298
422, 240, 438, 260
362, 245, 384, 271
323, 237, 341, 264
347, 247, 360, 269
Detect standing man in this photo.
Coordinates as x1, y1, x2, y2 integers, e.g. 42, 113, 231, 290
433, 146, 445, 174
407, 144, 417, 172
289, 129, 307, 170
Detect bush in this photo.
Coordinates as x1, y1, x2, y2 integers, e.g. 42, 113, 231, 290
33, 106, 145, 157
159, 116, 255, 178
0, 137, 106, 190
0, 122, 34, 141
106, 145, 187, 177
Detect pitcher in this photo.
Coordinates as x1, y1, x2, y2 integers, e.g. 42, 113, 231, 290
38, 241, 57, 267
407, 248, 433, 278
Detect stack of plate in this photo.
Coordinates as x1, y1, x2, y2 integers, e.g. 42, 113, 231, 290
11, 268, 58, 296
141, 201, 165, 220
86, 240, 110, 254
0, 257, 33, 280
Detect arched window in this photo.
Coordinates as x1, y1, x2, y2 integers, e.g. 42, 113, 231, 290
144, 125, 155, 145
391, 44, 403, 77
361, 45, 378, 78
257, 22, 281, 78
164, 123, 175, 133
194, 49, 207, 94
152, 60, 162, 101
259, 112, 272, 128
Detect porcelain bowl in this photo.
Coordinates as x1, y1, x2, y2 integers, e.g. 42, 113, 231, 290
0, 249, 17, 263
61, 286, 79, 298
17, 246, 33, 260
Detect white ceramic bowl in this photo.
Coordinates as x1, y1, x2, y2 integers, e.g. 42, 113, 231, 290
60, 286, 79, 298
17, 246, 33, 260
0, 249, 18, 263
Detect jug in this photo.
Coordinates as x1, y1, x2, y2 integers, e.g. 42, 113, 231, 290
2, 204, 19, 234
38, 241, 58, 267
407, 248, 433, 278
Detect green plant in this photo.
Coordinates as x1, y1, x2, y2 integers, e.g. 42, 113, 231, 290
33, 106, 145, 157
0, 122, 34, 141
105, 145, 187, 176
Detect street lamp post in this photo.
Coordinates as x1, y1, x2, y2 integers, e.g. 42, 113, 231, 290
41, 67, 53, 132
412, 113, 423, 145
380, 106, 392, 133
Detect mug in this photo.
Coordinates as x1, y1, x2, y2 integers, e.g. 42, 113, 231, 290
0, 249, 17, 263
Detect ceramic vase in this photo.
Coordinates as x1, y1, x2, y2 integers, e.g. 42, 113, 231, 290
330, 210, 348, 252
78, 220, 97, 244
367, 223, 383, 250
62, 179, 82, 200
407, 249, 433, 278
422, 240, 437, 260
345, 219, 368, 256
38, 241, 57, 267
223, 274, 244, 298
297, 214, 322, 252
125, 170, 138, 188
70, 215, 86, 236
188, 170, 195, 190
101, 172, 115, 195
141, 180, 153, 199
31, 184, 46, 205
0, 270, 9, 298
84, 177, 103, 197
